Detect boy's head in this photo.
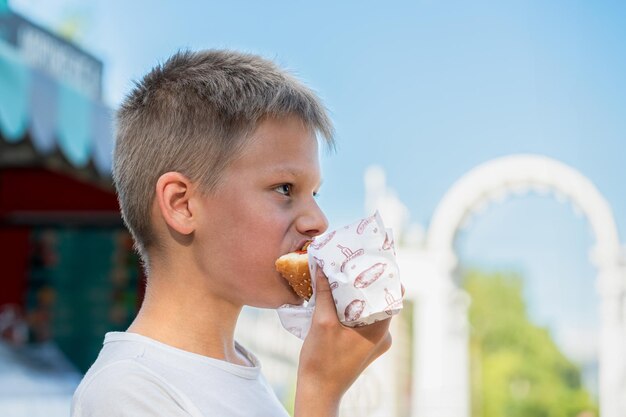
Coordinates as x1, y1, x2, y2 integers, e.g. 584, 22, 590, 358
113, 49, 334, 271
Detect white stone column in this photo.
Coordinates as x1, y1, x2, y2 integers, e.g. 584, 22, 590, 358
411, 251, 470, 417
596, 263, 626, 417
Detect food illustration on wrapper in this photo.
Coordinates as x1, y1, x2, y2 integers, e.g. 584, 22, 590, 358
382, 232, 394, 252
309, 230, 336, 250
337, 244, 365, 272
356, 214, 377, 234
353, 262, 387, 289
287, 327, 303, 339
345, 299, 366, 321
384, 288, 403, 316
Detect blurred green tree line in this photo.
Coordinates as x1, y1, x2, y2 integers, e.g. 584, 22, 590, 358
464, 270, 597, 417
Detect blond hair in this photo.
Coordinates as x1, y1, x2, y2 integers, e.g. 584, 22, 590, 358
113, 49, 334, 263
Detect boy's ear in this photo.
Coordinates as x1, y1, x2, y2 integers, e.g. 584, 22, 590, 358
155, 172, 196, 236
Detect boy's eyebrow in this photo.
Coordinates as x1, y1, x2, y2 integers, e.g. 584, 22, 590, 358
271, 167, 302, 177
270, 167, 307, 178
270, 167, 323, 187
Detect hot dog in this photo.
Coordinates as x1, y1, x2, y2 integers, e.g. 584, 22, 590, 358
275, 241, 312, 300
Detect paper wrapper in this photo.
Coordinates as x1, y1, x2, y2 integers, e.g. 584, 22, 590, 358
277, 211, 403, 339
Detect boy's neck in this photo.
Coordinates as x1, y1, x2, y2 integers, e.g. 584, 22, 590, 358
126, 268, 249, 367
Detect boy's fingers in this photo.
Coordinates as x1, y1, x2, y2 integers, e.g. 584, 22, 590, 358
311, 268, 394, 347
312, 268, 337, 322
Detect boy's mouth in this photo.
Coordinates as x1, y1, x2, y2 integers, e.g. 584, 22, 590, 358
292, 239, 312, 254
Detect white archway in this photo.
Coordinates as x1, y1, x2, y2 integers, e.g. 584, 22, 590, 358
411, 154, 626, 417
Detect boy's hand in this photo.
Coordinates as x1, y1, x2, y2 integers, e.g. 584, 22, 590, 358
294, 269, 392, 417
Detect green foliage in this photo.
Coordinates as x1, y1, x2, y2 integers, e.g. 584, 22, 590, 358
464, 270, 597, 417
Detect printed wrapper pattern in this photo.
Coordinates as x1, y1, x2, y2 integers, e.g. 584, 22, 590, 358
277, 211, 403, 340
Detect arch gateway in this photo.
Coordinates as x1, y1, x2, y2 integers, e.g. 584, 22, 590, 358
396, 154, 626, 417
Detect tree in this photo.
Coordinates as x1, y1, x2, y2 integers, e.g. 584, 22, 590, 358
464, 270, 597, 417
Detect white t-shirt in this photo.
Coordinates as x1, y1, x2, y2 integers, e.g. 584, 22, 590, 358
71, 332, 290, 417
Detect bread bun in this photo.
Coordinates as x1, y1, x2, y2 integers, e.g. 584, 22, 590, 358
275, 242, 312, 300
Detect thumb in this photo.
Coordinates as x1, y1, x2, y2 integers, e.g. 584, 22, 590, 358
311, 267, 338, 322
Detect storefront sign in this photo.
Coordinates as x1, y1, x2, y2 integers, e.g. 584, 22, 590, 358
0, 11, 102, 99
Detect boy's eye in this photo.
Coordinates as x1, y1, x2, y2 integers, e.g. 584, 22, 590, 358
275, 184, 292, 196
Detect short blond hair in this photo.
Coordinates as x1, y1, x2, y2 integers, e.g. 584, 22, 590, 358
113, 49, 334, 263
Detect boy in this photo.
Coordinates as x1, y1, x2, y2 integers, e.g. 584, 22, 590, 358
71, 49, 392, 417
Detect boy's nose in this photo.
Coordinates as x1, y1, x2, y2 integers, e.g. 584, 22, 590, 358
297, 200, 329, 237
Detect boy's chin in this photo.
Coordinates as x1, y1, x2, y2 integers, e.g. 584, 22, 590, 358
249, 290, 305, 309
277, 289, 306, 307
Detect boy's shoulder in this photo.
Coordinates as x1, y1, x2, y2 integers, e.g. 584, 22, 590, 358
72, 358, 194, 416
71, 331, 290, 417
71, 333, 197, 417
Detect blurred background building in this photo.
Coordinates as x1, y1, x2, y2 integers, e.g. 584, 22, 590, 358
0, 2, 143, 414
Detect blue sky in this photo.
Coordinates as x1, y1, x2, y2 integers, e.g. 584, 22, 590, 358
10, 0, 625, 374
